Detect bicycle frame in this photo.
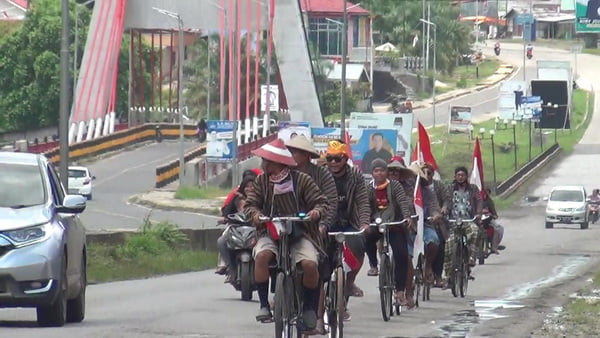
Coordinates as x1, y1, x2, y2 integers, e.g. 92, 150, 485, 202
369, 218, 409, 321
259, 215, 310, 338
324, 229, 364, 337
448, 217, 477, 298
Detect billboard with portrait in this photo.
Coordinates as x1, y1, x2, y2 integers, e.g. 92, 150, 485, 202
277, 121, 311, 141
348, 112, 413, 161
206, 120, 235, 159
576, 0, 600, 33
311, 128, 397, 173
448, 106, 472, 134
498, 81, 527, 121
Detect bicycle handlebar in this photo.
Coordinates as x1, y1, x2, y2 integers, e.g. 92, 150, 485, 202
369, 219, 408, 227
258, 215, 310, 222
327, 229, 365, 236
448, 217, 478, 223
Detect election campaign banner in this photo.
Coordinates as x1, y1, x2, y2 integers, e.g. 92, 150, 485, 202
349, 112, 412, 160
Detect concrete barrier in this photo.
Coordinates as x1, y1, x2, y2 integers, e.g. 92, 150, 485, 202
87, 227, 222, 252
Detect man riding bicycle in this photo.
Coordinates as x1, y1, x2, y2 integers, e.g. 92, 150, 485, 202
285, 135, 337, 333
325, 140, 371, 319
444, 166, 482, 284
244, 139, 328, 331
365, 159, 414, 307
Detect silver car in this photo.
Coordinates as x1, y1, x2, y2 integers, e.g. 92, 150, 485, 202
545, 185, 588, 229
0, 152, 87, 326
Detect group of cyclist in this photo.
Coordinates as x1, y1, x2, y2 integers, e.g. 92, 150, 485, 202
216, 135, 503, 334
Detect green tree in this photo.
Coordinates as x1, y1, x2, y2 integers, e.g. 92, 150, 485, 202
361, 0, 472, 74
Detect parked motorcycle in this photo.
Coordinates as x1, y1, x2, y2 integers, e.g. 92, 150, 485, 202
224, 213, 257, 301
588, 201, 600, 224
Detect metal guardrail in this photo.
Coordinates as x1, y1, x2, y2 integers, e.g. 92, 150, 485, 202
496, 143, 561, 196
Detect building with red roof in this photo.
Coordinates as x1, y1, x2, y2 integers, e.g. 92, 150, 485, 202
300, 0, 371, 61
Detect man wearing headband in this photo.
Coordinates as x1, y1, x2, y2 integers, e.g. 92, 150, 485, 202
325, 140, 371, 318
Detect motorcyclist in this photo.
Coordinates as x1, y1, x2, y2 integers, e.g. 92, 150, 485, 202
444, 166, 482, 286
244, 139, 328, 331
494, 41, 501, 55
526, 43, 533, 57
588, 189, 600, 202
215, 175, 256, 280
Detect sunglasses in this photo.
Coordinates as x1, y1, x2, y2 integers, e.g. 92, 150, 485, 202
326, 155, 345, 163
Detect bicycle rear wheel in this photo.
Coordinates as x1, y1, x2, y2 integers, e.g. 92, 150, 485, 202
478, 230, 487, 265
378, 254, 393, 321
414, 255, 423, 308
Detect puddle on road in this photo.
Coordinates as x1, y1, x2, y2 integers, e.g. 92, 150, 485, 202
438, 255, 589, 337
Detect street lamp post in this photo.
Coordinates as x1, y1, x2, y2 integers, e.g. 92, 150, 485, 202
153, 7, 186, 187
340, 0, 348, 137
528, 118, 532, 161
420, 18, 437, 127
490, 129, 497, 193
59, 0, 70, 189
512, 120, 518, 171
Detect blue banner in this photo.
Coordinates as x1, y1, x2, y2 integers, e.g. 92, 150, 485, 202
206, 120, 236, 159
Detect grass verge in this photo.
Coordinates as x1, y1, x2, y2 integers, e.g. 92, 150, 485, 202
88, 220, 217, 283
536, 271, 600, 336
418, 89, 593, 208
175, 185, 230, 200
438, 58, 500, 89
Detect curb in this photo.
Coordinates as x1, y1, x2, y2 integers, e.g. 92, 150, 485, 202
128, 195, 221, 216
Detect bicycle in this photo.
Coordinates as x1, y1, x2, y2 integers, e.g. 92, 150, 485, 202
369, 217, 410, 321
323, 229, 365, 338
447, 217, 477, 298
259, 214, 311, 338
412, 217, 434, 306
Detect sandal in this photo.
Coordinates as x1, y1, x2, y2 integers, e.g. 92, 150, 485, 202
367, 267, 379, 276
404, 290, 416, 309
215, 266, 227, 275
394, 291, 407, 306
345, 283, 364, 297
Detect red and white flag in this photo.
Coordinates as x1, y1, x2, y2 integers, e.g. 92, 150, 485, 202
266, 221, 283, 241
411, 122, 440, 178
344, 130, 354, 167
470, 137, 485, 197
412, 175, 425, 268
342, 242, 360, 272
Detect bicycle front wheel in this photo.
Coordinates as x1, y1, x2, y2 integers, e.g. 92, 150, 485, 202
379, 254, 393, 321
274, 273, 295, 338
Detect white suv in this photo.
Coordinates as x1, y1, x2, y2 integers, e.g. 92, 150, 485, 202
545, 185, 588, 229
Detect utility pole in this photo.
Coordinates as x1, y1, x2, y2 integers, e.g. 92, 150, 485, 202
206, 35, 211, 121
340, 0, 348, 137
59, 0, 70, 189
425, 1, 430, 72
231, 1, 240, 188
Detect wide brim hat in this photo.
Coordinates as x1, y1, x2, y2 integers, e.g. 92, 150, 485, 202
387, 157, 414, 179
285, 135, 320, 158
252, 139, 297, 167
409, 162, 428, 179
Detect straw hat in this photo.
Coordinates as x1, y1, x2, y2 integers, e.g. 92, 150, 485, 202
252, 139, 297, 167
387, 157, 414, 179
409, 162, 428, 179
285, 135, 320, 158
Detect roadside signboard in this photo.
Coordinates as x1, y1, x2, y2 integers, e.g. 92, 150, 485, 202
576, 0, 600, 33
260, 85, 279, 112
277, 121, 311, 141
348, 112, 413, 160
448, 106, 472, 134
311, 128, 398, 172
498, 81, 527, 121
516, 13, 534, 25
206, 120, 235, 160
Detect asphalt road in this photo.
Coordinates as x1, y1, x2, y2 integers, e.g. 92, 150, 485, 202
2, 45, 598, 336
79, 141, 220, 232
